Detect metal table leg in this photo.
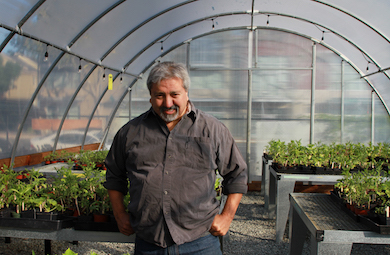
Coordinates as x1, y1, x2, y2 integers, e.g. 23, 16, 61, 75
268, 169, 277, 218
262, 159, 272, 211
261, 158, 272, 197
310, 237, 352, 255
275, 179, 296, 243
289, 203, 306, 255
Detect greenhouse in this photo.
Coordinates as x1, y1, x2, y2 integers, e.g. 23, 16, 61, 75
0, 0, 390, 254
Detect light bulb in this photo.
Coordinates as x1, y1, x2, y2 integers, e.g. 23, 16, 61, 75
44, 44, 49, 62
78, 58, 82, 73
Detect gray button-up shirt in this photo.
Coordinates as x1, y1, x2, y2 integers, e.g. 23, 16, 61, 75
104, 102, 247, 247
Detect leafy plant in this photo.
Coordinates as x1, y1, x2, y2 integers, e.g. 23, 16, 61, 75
88, 169, 111, 215
51, 166, 86, 215
44, 151, 59, 162
265, 140, 390, 171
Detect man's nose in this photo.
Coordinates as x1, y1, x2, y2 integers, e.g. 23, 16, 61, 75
163, 96, 173, 108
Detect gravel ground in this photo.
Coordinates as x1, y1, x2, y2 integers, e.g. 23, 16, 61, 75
1, 192, 390, 255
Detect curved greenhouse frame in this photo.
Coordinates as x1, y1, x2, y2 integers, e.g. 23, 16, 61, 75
0, 0, 389, 181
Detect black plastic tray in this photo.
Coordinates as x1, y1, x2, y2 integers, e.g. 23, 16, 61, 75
358, 215, 390, 235
330, 190, 390, 234
0, 217, 74, 230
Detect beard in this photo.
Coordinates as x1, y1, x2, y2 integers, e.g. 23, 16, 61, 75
159, 105, 180, 122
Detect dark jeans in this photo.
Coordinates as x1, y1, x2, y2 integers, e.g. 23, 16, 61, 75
134, 234, 222, 255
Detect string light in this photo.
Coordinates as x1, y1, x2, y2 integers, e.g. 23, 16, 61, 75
158, 33, 172, 53
362, 53, 374, 73
212, 19, 215, 30
366, 61, 371, 72
103, 68, 106, 80
266, 15, 270, 26
44, 44, 49, 62
78, 58, 82, 73
120, 72, 123, 83
314, 25, 329, 42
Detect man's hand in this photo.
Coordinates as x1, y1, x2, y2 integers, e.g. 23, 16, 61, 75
108, 189, 135, 236
209, 193, 243, 236
209, 214, 233, 236
115, 211, 135, 236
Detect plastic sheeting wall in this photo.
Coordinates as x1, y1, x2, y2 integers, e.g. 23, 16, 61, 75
0, 1, 389, 177
109, 29, 389, 181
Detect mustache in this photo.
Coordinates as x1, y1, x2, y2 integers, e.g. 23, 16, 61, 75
160, 105, 178, 112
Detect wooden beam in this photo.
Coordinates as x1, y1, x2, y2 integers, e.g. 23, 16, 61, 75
0, 143, 100, 169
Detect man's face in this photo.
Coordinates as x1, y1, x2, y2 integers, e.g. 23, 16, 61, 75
150, 77, 189, 124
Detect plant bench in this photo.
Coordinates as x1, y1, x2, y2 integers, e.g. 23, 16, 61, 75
264, 162, 342, 243
289, 193, 390, 254
0, 226, 135, 255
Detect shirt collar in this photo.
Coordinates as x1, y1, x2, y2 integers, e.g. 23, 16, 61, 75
186, 100, 196, 121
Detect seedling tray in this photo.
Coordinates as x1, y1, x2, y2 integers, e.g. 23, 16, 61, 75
330, 190, 390, 234
0, 217, 74, 230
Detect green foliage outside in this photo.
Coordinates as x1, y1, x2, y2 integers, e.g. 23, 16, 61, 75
0, 55, 21, 97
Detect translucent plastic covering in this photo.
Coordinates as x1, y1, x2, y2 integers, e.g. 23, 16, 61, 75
0, 0, 389, 180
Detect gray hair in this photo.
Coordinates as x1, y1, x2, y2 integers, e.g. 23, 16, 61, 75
146, 62, 190, 93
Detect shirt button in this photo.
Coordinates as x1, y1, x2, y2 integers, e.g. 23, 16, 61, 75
165, 171, 169, 174
164, 190, 168, 195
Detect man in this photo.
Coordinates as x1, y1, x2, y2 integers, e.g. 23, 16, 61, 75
104, 61, 247, 255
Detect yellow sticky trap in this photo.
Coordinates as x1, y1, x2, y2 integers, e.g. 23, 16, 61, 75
108, 74, 113, 90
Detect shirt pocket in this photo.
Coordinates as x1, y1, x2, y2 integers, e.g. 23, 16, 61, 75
184, 137, 215, 170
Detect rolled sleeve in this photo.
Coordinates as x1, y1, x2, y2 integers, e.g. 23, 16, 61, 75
103, 126, 129, 195
217, 126, 248, 195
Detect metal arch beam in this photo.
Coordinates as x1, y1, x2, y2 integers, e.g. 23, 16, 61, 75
122, 12, 248, 70
10, 52, 65, 166
313, 0, 390, 43
120, 11, 387, 82
67, 0, 126, 49
3, 3, 386, 85
52, 65, 98, 151
8, 1, 130, 162
0, 0, 46, 53
252, 11, 389, 82
99, 0, 198, 61
101, 27, 389, 150
52, 0, 127, 151
260, 26, 390, 117
0, 23, 138, 77
4, 2, 390, 160
99, 84, 134, 150
117, 12, 390, 116
144, 26, 390, 120
81, 72, 121, 149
